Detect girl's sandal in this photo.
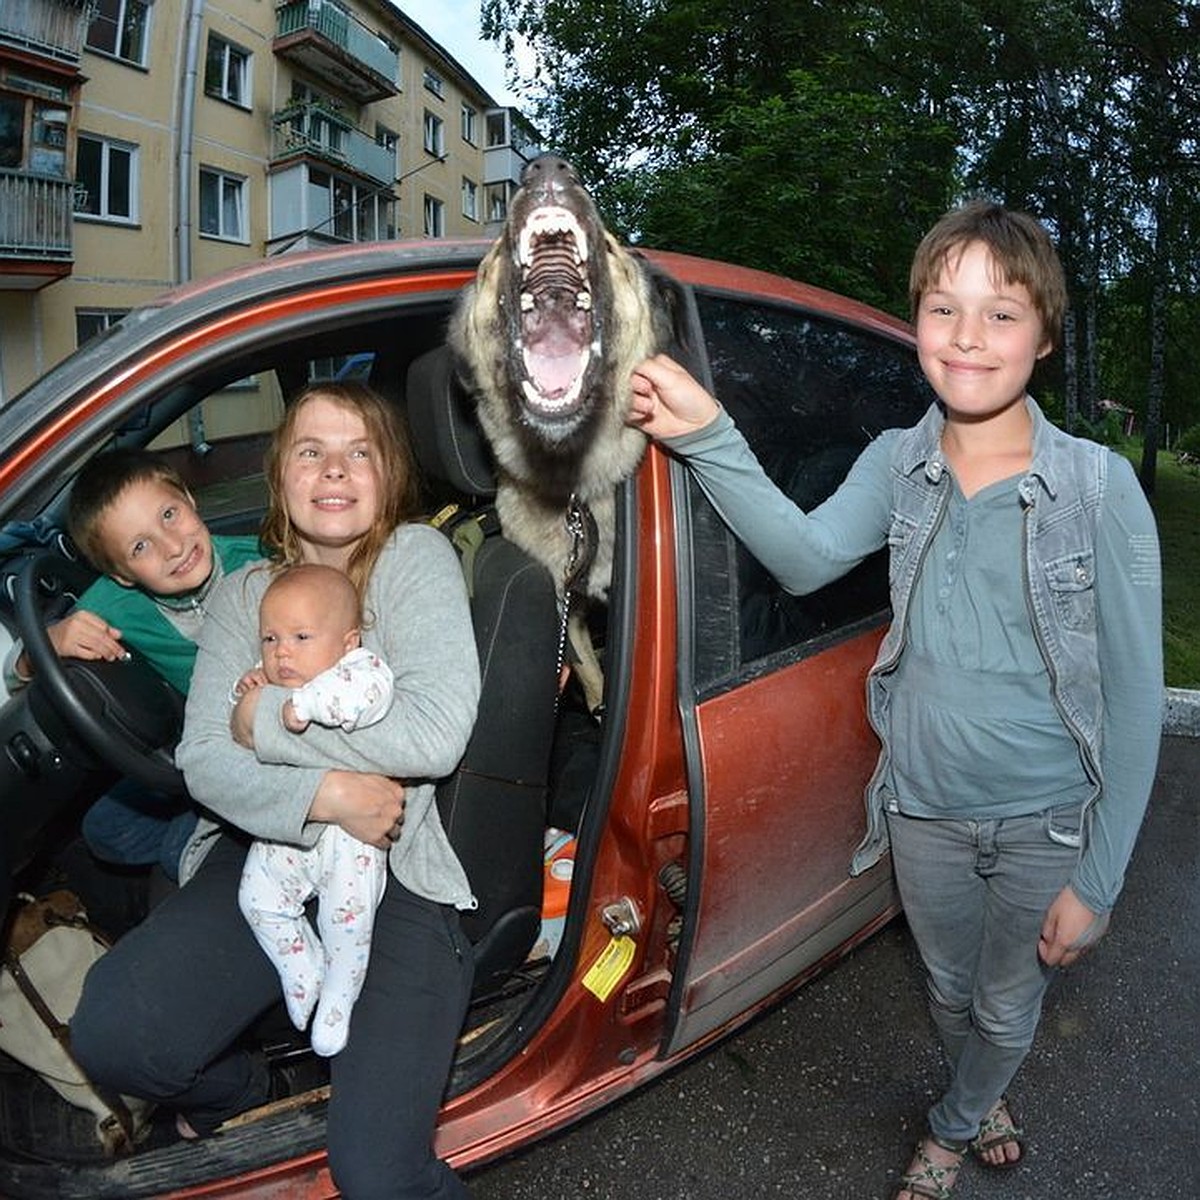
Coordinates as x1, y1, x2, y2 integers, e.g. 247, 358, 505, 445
893, 1134, 968, 1200
969, 1095, 1024, 1170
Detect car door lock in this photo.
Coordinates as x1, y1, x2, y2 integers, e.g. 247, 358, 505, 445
600, 897, 641, 937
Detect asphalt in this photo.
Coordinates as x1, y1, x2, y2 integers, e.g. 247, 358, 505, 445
468, 728, 1200, 1200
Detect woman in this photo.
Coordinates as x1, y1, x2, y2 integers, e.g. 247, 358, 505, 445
72, 382, 481, 1199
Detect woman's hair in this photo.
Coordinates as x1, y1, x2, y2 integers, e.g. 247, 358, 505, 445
909, 201, 1068, 350
260, 381, 421, 598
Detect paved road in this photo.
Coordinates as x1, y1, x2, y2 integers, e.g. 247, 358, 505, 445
467, 734, 1199, 1200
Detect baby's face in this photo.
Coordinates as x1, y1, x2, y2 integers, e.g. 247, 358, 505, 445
259, 584, 358, 688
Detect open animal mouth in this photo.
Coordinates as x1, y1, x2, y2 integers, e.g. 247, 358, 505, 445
514, 204, 596, 424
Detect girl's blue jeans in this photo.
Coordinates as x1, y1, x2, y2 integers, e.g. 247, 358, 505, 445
885, 804, 1081, 1145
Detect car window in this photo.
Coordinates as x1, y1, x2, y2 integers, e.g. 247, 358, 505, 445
687, 291, 935, 695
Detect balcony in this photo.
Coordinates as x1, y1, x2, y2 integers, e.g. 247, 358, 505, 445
483, 108, 542, 189
273, 1, 400, 104
272, 102, 395, 185
0, 0, 95, 67
0, 169, 74, 290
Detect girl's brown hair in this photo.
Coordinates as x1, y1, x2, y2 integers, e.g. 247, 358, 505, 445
909, 201, 1068, 350
260, 382, 421, 598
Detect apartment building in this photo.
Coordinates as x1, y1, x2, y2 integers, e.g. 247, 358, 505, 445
0, 0, 540, 407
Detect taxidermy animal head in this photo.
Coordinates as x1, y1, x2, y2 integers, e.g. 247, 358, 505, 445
448, 154, 682, 601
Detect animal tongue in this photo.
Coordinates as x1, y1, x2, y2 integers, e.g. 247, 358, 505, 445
527, 347, 581, 396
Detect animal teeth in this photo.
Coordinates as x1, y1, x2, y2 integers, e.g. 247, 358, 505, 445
521, 292, 535, 311
576, 292, 591, 310
521, 346, 591, 413
522, 375, 584, 413
518, 207, 590, 268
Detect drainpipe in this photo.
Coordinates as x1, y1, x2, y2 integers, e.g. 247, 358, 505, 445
178, 0, 211, 454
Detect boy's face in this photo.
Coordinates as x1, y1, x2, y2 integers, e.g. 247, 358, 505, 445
98, 478, 214, 596
259, 581, 359, 688
916, 240, 1051, 422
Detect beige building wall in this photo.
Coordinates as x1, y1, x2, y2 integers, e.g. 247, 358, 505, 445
1, 0, 538, 417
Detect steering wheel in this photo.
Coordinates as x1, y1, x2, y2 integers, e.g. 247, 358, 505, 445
15, 550, 187, 795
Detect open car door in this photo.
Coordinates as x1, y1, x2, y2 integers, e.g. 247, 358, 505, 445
660, 288, 933, 1055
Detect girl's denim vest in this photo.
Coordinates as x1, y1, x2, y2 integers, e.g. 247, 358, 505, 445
850, 398, 1107, 876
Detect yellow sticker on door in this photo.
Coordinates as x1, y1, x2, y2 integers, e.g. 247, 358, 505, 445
582, 935, 636, 1002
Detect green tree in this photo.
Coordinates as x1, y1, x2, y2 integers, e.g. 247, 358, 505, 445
483, 0, 1200, 459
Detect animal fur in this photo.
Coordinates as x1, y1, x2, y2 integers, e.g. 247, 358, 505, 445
448, 155, 679, 608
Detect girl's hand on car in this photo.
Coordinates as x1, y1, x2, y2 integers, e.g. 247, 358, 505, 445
628, 354, 722, 440
310, 769, 405, 850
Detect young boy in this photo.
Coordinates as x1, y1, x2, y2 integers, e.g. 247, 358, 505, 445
629, 202, 1162, 1199
3, 448, 262, 878
234, 563, 394, 1058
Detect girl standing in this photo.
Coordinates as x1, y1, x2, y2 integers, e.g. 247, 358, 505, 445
629, 204, 1162, 1200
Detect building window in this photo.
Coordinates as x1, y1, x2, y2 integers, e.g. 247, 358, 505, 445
306, 168, 393, 243
1, 91, 71, 176
423, 111, 444, 157
204, 35, 250, 108
486, 111, 509, 148
199, 167, 246, 241
375, 123, 399, 175
461, 104, 477, 145
423, 194, 444, 238
75, 134, 137, 222
485, 182, 508, 223
87, 0, 150, 66
75, 309, 129, 347
461, 177, 478, 222
423, 67, 444, 98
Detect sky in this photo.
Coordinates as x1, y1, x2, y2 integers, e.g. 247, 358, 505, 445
394, 1, 530, 109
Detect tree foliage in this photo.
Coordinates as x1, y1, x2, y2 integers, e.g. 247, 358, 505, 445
483, 0, 1200, 459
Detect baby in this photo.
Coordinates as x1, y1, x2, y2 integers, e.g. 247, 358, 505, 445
235, 563, 394, 1057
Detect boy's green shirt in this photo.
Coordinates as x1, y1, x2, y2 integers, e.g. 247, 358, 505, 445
78, 535, 262, 693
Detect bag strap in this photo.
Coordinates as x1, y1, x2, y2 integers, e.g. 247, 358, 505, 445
2, 939, 139, 1151
429, 503, 501, 598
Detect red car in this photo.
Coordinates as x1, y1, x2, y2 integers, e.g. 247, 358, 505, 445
0, 240, 931, 1197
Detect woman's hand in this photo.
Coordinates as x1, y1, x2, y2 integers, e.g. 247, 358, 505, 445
628, 354, 722, 440
230, 685, 262, 749
1038, 886, 1110, 967
309, 769, 405, 850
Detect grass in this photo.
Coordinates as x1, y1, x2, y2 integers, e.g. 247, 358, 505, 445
1146, 452, 1200, 689
1113, 446, 1200, 688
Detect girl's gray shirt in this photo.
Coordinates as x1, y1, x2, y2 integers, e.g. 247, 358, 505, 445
175, 524, 481, 909
664, 403, 1162, 914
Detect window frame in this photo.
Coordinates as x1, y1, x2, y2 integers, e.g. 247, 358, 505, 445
86, 0, 151, 68
204, 33, 252, 109
423, 193, 444, 238
74, 133, 138, 223
685, 288, 933, 697
461, 103, 477, 145
422, 67, 444, 99
485, 182, 509, 223
423, 110, 444, 157
75, 308, 130, 348
198, 165, 248, 243
461, 177, 478, 222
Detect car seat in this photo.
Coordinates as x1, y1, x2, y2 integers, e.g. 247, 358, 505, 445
405, 346, 561, 993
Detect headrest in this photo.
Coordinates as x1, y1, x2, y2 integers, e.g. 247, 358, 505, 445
406, 346, 496, 499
